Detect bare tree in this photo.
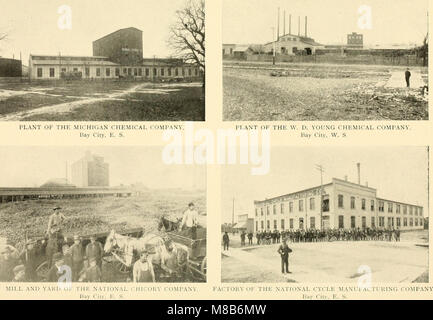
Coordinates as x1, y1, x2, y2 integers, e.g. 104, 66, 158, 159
168, 0, 205, 74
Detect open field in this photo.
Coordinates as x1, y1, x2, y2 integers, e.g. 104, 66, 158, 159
223, 62, 428, 121
222, 230, 428, 283
0, 80, 205, 121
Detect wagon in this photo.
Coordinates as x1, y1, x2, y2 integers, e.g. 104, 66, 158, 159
165, 227, 207, 282
34, 227, 144, 281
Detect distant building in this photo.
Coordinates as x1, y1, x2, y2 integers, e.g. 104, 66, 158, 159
254, 177, 424, 232
347, 32, 363, 48
264, 34, 324, 55
71, 151, 109, 187
0, 58, 22, 77
29, 27, 201, 80
233, 214, 254, 233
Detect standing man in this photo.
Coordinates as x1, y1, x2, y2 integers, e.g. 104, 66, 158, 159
47, 253, 66, 282
133, 252, 155, 282
277, 239, 292, 274
222, 232, 230, 251
247, 232, 253, 245
179, 202, 199, 239
405, 68, 411, 88
46, 207, 66, 252
19, 239, 38, 281
240, 231, 246, 246
86, 236, 104, 269
70, 235, 84, 281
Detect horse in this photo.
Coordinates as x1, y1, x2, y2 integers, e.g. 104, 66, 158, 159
158, 215, 181, 232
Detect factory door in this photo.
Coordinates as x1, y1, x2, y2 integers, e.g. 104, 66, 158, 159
305, 48, 312, 55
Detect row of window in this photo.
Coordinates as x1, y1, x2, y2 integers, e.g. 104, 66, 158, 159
255, 216, 424, 231
36, 66, 199, 78
255, 198, 323, 217
337, 195, 421, 215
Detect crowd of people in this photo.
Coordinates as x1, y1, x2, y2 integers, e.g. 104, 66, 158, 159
222, 227, 403, 250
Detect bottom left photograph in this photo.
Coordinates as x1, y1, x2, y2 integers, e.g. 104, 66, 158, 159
0, 146, 206, 283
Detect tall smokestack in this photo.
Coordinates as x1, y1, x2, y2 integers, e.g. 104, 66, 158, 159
277, 8, 280, 40
357, 163, 361, 185
283, 10, 286, 35
298, 16, 300, 36
305, 16, 308, 37
289, 14, 292, 34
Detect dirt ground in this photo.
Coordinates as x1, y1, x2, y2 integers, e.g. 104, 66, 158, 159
0, 80, 205, 121
221, 230, 428, 284
223, 63, 428, 121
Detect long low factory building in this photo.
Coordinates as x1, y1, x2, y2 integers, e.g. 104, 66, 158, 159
0, 187, 133, 203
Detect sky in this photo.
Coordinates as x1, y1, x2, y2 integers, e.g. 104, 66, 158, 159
223, 0, 428, 46
0, 146, 206, 190
222, 146, 429, 223
0, 0, 188, 61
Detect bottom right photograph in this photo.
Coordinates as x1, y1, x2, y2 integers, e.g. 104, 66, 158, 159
221, 146, 429, 283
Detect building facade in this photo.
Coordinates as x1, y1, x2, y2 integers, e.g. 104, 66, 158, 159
263, 34, 324, 55
347, 32, 364, 48
28, 27, 201, 80
71, 152, 109, 187
254, 178, 424, 232
0, 58, 22, 77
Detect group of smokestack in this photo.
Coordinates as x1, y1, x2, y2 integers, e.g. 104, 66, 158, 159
276, 7, 308, 40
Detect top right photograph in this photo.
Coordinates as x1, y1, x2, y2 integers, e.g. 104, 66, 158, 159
222, 0, 429, 121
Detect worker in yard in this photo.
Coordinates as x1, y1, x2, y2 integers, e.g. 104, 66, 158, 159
19, 239, 38, 281
46, 207, 66, 251
405, 68, 411, 88
161, 239, 180, 282
133, 252, 155, 282
0, 246, 19, 281
179, 202, 199, 239
80, 257, 102, 282
247, 232, 253, 245
240, 231, 246, 246
222, 232, 230, 251
277, 239, 292, 274
47, 252, 66, 282
85, 236, 104, 269
70, 235, 84, 282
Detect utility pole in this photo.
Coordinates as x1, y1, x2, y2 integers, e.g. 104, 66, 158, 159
271, 27, 276, 65
315, 164, 325, 230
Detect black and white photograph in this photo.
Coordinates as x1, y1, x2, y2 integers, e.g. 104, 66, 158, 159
221, 147, 428, 283
223, 0, 428, 121
0, 0, 205, 121
0, 146, 206, 283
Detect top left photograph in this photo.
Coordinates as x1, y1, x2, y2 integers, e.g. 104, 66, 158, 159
0, 0, 205, 121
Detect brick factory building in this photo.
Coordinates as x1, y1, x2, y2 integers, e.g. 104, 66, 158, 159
0, 57, 22, 77
28, 27, 201, 80
71, 151, 109, 188
254, 168, 424, 232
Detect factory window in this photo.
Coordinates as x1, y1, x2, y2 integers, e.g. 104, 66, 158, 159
106, 68, 110, 77
403, 205, 407, 215
260, 208, 263, 216
145, 68, 150, 77
289, 219, 294, 229
134, 68, 138, 76
371, 217, 375, 228
362, 217, 366, 229
415, 207, 418, 216
397, 218, 401, 227
168, 68, 172, 77
309, 198, 315, 210
128, 68, 132, 76
255, 209, 258, 217
49, 68, 55, 78
298, 200, 303, 212
195, 68, 198, 76
123, 68, 127, 74
420, 219, 423, 226
281, 219, 285, 230
115, 68, 120, 77
350, 197, 355, 209
409, 206, 413, 215
403, 218, 407, 227
310, 217, 315, 229
188, 68, 192, 76
396, 204, 401, 214
379, 217, 385, 227
292, 47, 298, 53
361, 199, 366, 210
322, 198, 329, 212
153, 68, 157, 76
299, 218, 304, 230
273, 220, 277, 230
409, 218, 413, 227
371, 200, 375, 211
420, 208, 423, 216
182, 68, 185, 76
96, 68, 101, 77
388, 202, 393, 213
175, 68, 179, 76
160, 68, 165, 76
256, 221, 258, 231
85, 68, 90, 77
338, 195, 344, 208
280, 203, 284, 214
261, 221, 264, 230
73, 68, 78, 72
266, 206, 270, 216
61, 68, 67, 73
350, 216, 356, 228
378, 201, 384, 212
266, 220, 270, 230
37, 68, 43, 77
273, 204, 276, 215
338, 216, 344, 229
289, 202, 293, 213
